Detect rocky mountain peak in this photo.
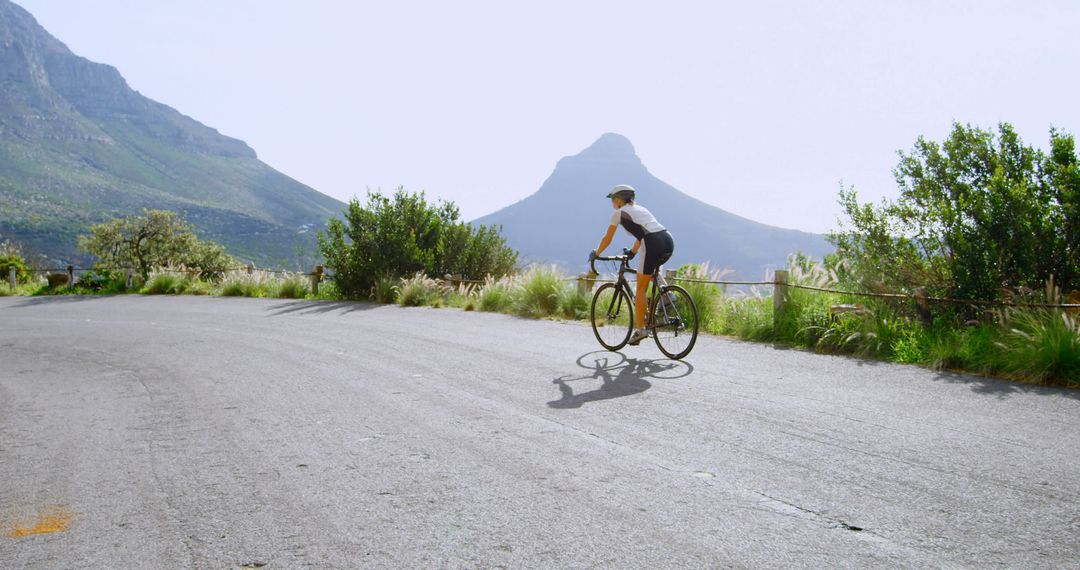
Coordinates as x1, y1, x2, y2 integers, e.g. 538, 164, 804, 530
557, 132, 644, 171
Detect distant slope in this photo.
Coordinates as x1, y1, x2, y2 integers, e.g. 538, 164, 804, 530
474, 133, 831, 279
0, 0, 344, 265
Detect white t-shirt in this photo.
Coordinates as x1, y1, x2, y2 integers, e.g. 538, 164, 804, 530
610, 204, 665, 240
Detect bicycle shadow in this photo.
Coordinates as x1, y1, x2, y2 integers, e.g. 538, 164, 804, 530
547, 351, 694, 409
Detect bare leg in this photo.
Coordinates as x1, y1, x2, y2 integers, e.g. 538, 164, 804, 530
635, 273, 652, 330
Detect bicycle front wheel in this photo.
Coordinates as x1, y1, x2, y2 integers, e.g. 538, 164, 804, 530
591, 282, 633, 351
651, 284, 699, 359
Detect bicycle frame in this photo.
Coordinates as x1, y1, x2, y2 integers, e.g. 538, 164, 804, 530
590, 255, 671, 328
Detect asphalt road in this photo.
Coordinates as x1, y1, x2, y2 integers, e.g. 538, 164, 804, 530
1, 295, 1079, 569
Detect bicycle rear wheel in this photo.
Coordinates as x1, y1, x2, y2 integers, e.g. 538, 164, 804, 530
591, 282, 634, 351
650, 284, 699, 359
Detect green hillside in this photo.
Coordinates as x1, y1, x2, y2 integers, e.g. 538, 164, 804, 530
0, 0, 344, 266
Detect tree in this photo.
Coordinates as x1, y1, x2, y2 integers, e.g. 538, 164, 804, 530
830, 123, 1079, 301
0, 239, 29, 284
78, 209, 237, 279
319, 188, 518, 298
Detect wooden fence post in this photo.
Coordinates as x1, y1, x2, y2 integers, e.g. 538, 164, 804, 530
246, 263, 254, 275
126, 269, 133, 290
8, 266, 15, 290
664, 269, 676, 285
310, 265, 323, 296
913, 287, 932, 325
67, 265, 74, 289
577, 273, 589, 296
773, 269, 789, 326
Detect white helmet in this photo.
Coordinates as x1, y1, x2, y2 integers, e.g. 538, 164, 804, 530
606, 184, 636, 200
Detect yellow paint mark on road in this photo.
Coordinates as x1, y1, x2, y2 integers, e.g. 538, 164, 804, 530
6, 507, 74, 538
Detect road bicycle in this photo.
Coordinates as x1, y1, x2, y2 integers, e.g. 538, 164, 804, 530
588, 253, 699, 359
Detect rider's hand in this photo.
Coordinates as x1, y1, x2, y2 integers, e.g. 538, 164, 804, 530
623, 248, 636, 260
588, 250, 598, 262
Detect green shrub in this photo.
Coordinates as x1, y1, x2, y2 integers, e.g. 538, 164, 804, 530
513, 266, 564, 318
446, 283, 479, 311
371, 275, 399, 304
76, 269, 128, 293
78, 209, 238, 281
557, 286, 591, 320
142, 271, 194, 295
0, 254, 29, 285
674, 264, 726, 334
185, 279, 215, 296
272, 274, 310, 299
994, 309, 1080, 385
318, 189, 518, 299
398, 273, 442, 307
314, 280, 340, 301
717, 295, 773, 341
219, 271, 266, 297
143, 273, 177, 295
478, 276, 515, 313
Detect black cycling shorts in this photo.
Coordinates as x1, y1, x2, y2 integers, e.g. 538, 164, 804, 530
640, 230, 674, 276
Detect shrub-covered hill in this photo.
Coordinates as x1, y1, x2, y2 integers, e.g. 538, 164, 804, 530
0, 0, 344, 266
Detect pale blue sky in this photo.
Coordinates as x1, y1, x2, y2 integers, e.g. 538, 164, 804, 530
18, 0, 1080, 232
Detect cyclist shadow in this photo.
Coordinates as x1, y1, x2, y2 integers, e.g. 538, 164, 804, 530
547, 351, 694, 409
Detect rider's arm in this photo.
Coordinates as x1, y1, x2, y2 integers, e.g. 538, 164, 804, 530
630, 239, 641, 255
595, 224, 618, 255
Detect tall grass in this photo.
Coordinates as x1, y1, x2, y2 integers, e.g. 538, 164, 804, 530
219, 272, 263, 297
270, 274, 310, 299
674, 264, 727, 334
371, 275, 399, 304
398, 273, 443, 307
512, 266, 564, 318
143, 271, 194, 295
993, 309, 1080, 385
478, 276, 515, 313
447, 283, 479, 311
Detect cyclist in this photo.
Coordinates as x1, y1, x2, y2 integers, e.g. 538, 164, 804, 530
589, 184, 675, 346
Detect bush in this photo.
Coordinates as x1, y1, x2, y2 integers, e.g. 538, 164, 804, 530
143, 272, 191, 295
675, 264, 727, 334
513, 266, 564, 319
478, 276, 515, 313
219, 271, 267, 297
398, 273, 443, 307
557, 287, 591, 320
0, 254, 29, 285
78, 209, 238, 280
318, 188, 518, 299
272, 274, 310, 299
46, 273, 69, 289
371, 275, 399, 304
314, 280, 340, 301
76, 269, 128, 293
446, 283, 479, 311
185, 279, 215, 295
830, 123, 1080, 303
994, 309, 1080, 385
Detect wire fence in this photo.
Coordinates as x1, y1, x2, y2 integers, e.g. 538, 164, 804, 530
9, 264, 1079, 310
656, 274, 1080, 310
23, 265, 299, 275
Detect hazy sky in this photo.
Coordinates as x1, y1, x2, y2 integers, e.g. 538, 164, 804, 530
17, 0, 1080, 233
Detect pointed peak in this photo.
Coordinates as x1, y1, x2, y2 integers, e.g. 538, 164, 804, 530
579, 132, 637, 158
558, 132, 643, 171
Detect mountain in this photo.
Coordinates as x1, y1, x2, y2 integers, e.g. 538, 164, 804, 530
0, 0, 344, 266
474, 133, 832, 279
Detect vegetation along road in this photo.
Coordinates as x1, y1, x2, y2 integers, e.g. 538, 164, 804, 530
2, 296, 1079, 568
